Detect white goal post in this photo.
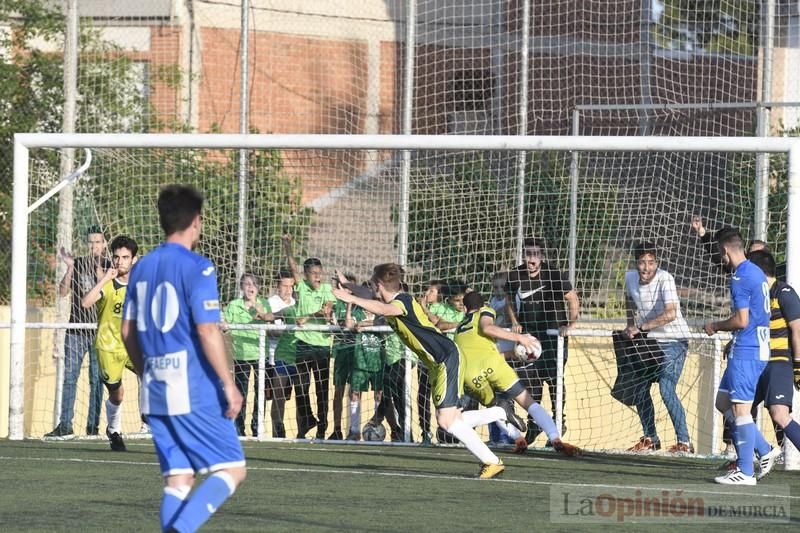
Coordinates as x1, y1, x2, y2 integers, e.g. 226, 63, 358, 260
10, 133, 800, 465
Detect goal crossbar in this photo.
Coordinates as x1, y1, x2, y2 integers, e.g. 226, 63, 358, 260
10, 133, 800, 441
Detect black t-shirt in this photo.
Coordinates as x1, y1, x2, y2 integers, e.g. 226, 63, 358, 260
68, 256, 110, 327
505, 263, 572, 336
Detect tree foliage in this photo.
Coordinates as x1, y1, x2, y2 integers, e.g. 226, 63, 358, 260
1, 0, 313, 304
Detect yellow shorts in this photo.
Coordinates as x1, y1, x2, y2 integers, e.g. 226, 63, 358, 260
426, 347, 465, 409
97, 349, 135, 385
462, 350, 522, 407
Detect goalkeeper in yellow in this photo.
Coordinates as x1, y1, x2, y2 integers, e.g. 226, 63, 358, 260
456, 291, 581, 456
81, 235, 138, 452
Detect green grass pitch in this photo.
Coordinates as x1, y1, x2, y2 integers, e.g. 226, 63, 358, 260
1, 439, 799, 531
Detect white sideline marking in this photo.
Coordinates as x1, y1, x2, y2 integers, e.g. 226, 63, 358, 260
1, 455, 797, 501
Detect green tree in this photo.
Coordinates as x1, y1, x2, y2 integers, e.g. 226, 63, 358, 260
401, 157, 516, 293
1, 0, 314, 304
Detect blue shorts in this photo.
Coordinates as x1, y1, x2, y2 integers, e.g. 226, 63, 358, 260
148, 409, 245, 477
718, 358, 768, 403
754, 361, 794, 409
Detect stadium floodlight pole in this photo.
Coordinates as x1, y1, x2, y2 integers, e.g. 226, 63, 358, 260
754, 0, 776, 242
238, 0, 253, 443
52, 0, 80, 432
237, 0, 249, 286
399, 0, 417, 445
568, 110, 580, 287
514, 0, 531, 265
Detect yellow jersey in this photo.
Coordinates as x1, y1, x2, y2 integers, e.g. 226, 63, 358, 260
95, 278, 127, 354
386, 292, 457, 368
454, 306, 500, 358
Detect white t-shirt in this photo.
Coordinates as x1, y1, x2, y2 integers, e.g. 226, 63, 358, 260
624, 269, 689, 342
268, 294, 295, 364
489, 295, 516, 353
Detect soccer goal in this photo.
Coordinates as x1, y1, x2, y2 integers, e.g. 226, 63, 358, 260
7, 133, 800, 468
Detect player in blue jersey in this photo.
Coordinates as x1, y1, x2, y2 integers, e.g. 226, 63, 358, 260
704, 228, 772, 485
121, 185, 246, 531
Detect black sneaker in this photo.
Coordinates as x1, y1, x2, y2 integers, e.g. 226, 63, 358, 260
86, 425, 99, 436
525, 421, 541, 445
44, 424, 74, 439
296, 418, 318, 439
106, 428, 127, 452
496, 399, 526, 433
328, 430, 344, 441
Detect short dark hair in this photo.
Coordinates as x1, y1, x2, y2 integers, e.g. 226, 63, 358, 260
110, 235, 138, 257
463, 291, 484, 311
747, 249, 776, 278
86, 225, 105, 238
714, 227, 744, 251
303, 257, 323, 271
158, 184, 203, 236
427, 280, 443, 290
372, 263, 404, 291
443, 280, 468, 298
523, 237, 547, 249
633, 241, 657, 260
276, 269, 293, 281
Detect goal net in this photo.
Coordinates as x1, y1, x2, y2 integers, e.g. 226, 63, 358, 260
9, 134, 800, 464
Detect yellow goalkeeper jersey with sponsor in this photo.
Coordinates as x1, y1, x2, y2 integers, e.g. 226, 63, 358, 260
95, 278, 127, 354
454, 306, 501, 358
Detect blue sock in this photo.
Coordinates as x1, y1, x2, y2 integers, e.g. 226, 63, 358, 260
170, 472, 236, 533
754, 425, 772, 457
783, 420, 800, 450
161, 486, 190, 532
735, 416, 756, 476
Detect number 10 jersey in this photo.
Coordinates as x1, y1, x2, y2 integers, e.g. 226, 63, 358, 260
123, 242, 223, 415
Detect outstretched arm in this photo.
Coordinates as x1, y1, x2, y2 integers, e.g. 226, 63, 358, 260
479, 315, 537, 350
281, 234, 303, 285
333, 287, 403, 318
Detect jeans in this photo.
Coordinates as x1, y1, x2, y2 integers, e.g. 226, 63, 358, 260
59, 332, 103, 433
634, 340, 690, 443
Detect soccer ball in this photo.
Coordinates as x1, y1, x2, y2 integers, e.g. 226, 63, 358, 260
514, 336, 542, 362
362, 422, 387, 442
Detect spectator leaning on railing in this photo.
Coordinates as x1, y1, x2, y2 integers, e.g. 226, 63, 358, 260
282, 234, 336, 440
621, 241, 693, 454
